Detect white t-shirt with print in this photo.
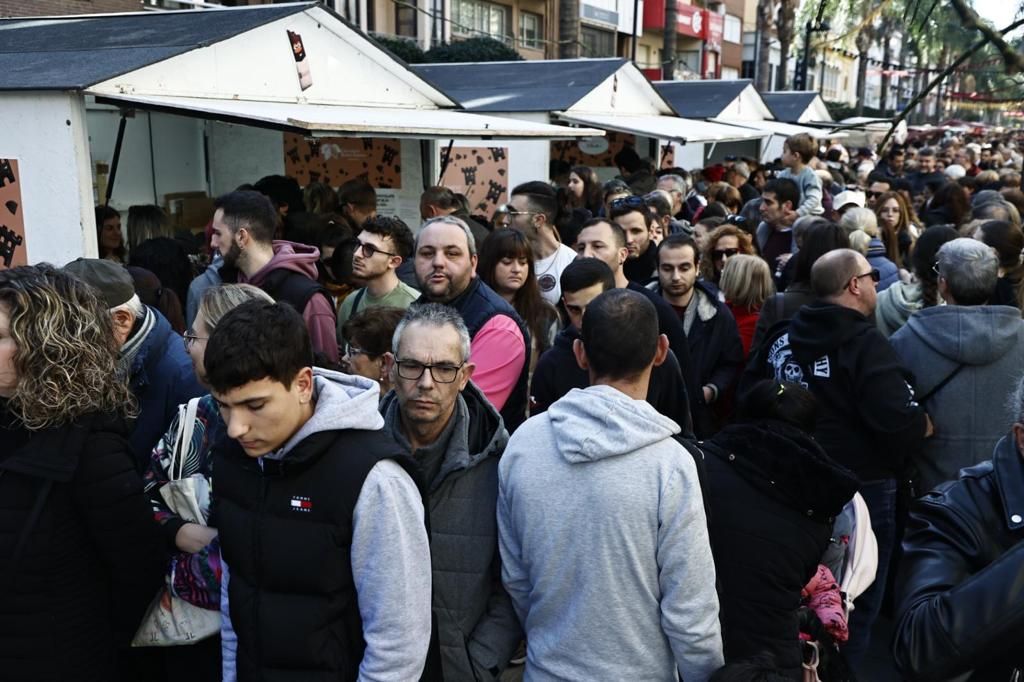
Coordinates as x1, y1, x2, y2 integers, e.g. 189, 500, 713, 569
534, 243, 578, 306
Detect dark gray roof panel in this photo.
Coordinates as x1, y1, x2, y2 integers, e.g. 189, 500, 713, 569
761, 92, 818, 122
0, 4, 308, 90
654, 79, 751, 118
412, 59, 627, 112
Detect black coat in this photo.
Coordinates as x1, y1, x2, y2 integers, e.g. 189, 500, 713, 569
0, 407, 166, 682
894, 434, 1024, 681
703, 421, 858, 680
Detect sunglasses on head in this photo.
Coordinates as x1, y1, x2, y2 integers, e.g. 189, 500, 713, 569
610, 196, 647, 211
724, 214, 747, 226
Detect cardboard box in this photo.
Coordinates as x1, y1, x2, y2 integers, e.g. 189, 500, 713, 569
164, 191, 215, 231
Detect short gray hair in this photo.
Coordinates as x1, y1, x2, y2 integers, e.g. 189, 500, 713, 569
416, 215, 477, 256
1008, 373, 1024, 426
839, 207, 878, 238
658, 174, 689, 195
936, 238, 999, 305
110, 293, 146, 319
392, 303, 472, 362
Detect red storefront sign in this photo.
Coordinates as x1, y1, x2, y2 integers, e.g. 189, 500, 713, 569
704, 11, 723, 51
642, 0, 707, 38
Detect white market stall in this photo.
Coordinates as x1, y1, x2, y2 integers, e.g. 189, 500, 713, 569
0, 3, 599, 265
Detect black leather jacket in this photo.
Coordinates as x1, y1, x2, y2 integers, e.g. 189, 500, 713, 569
893, 433, 1024, 681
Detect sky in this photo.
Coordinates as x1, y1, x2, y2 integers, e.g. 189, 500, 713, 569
972, 0, 1023, 35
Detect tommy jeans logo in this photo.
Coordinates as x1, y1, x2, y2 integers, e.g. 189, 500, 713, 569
290, 496, 313, 513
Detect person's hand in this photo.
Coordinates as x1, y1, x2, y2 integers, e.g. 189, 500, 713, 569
775, 252, 793, 269
175, 523, 218, 553
924, 414, 935, 439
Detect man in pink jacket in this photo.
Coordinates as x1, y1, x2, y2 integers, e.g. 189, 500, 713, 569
210, 190, 339, 363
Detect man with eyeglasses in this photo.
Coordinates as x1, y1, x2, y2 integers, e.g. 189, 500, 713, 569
414, 215, 531, 432
742, 248, 932, 671
507, 182, 578, 305
336, 216, 419, 333
380, 304, 523, 680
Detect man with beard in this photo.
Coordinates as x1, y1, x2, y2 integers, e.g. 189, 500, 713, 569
610, 197, 659, 286
336, 216, 418, 331
210, 190, 338, 362
414, 216, 531, 431
507, 182, 578, 305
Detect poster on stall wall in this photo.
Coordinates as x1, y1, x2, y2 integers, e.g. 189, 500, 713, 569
287, 30, 313, 91
438, 146, 509, 219
551, 131, 637, 171
0, 159, 26, 269
284, 134, 402, 190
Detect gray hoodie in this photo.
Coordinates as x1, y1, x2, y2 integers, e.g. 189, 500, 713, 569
221, 369, 432, 682
498, 385, 723, 682
891, 305, 1024, 493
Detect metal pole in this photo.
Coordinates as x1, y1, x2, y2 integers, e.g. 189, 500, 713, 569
797, 21, 812, 91
104, 113, 128, 208
631, 0, 640, 64
437, 139, 455, 184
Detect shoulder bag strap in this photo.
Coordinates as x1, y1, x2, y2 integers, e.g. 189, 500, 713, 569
170, 397, 202, 481
918, 363, 966, 405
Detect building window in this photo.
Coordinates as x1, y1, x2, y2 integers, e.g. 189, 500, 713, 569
581, 26, 615, 57
741, 60, 755, 79
453, 0, 511, 42
721, 66, 740, 80
396, 2, 418, 38
724, 14, 741, 44
519, 11, 541, 49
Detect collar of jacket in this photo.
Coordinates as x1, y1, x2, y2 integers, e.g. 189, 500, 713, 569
992, 434, 1024, 532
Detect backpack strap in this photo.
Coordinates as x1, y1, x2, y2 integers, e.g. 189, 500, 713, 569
350, 288, 367, 316
260, 269, 330, 315
918, 363, 966, 404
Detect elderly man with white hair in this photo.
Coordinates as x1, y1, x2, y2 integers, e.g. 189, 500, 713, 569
890, 238, 1024, 494
63, 258, 204, 471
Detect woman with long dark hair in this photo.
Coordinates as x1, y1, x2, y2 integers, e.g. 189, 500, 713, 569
95, 205, 126, 262
973, 219, 1024, 308
0, 265, 164, 681
477, 229, 561, 368
566, 165, 603, 215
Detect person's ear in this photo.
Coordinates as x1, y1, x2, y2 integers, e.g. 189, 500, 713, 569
383, 352, 396, 378
458, 362, 476, 390
618, 247, 629, 265
572, 338, 589, 372
110, 309, 135, 345
470, 253, 479, 275
652, 333, 669, 367
295, 366, 315, 404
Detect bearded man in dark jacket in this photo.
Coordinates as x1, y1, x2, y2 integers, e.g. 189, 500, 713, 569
741, 248, 932, 669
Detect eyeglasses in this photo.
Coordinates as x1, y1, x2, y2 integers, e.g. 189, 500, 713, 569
343, 343, 375, 358
610, 196, 647, 211
357, 241, 397, 259
395, 359, 465, 383
933, 262, 943, 277
853, 268, 881, 284
183, 330, 206, 349
712, 248, 740, 261
865, 191, 883, 199
496, 204, 538, 218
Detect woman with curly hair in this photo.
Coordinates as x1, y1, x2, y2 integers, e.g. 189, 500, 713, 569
874, 190, 921, 268
0, 264, 164, 682
700, 224, 755, 285
477, 229, 561, 371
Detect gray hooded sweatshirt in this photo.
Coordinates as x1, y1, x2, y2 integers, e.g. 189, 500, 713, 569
220, 369, 432, 682
498, 384, 723, 682
891, 305, 1024, 493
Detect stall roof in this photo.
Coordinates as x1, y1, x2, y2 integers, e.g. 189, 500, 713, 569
557, 112, 767, 145
0, 4, 307, 91
710, 118, 845, 139
654, 79, 773, 121
411, 59, 631, 113
760, 91, 833, 123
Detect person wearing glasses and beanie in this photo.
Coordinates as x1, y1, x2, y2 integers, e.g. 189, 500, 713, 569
380, 304, 522, 680
336, 216, 419, 332
741, 248, 932, 673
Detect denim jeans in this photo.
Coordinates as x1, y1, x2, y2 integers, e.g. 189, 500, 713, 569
843, 477, 898, 667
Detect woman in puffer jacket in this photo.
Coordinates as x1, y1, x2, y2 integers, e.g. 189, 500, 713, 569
702, 380, 859, 680
0, 264, 165, 682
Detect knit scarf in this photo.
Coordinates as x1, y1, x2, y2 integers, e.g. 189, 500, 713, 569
119, 306, 155, 375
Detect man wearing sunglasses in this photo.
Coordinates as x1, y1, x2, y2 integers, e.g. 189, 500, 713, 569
336, 216, 419, 332
507, 182, 578, 305
742, 248, 931, 671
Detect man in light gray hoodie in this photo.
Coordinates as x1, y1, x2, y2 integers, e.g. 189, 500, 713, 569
498, 288, 723, 682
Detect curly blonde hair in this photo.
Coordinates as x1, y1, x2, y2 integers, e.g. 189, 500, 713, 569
0, 264, 135, 429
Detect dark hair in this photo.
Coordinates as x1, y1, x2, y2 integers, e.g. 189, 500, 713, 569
976, 220, 1024, 270
763, 178, 800, 210
792, 223, 850, 284
569, 165, 603, 214
609, 201, 655, 228
214, 190, 279, 244
700, 202, 729, 220
579, 217, 626, 248
644, 191, 673, 218
254, 175, 305, 214
866, 171, 892, 187
128, 266, 185, 334
910, 225, 959, 307
736, 380, 818, 432
477, 229, 558, 354
420, 186, 460, 211
658, 233, 699, 265
614, 145, 644, 174
359, 215, 414, 260
303, 181, 337, 215
560, 257, 615, 295
204, 300, 313, 394
580, 289, 658, 380
512, 181, 559, 225
929, 182, 970, 226
337, 178, 376, 210
549, 159, 571, 181
341, 306, 406, 357
94, 205, 125, 261
128, 237, 194, 311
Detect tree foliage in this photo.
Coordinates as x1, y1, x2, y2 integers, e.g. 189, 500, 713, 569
424, 36, 524, 63
372, 35, 428, 64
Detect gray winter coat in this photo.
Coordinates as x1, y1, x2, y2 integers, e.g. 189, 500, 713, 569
382, 382, 521, 680
890, 304, 1024, 494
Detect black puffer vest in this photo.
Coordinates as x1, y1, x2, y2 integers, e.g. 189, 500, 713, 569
438, 278, 531, 432
214, 428, 421, 682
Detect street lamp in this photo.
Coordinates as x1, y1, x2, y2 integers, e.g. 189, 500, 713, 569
795, 18, 830, 91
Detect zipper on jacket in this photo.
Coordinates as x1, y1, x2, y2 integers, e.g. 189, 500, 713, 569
253, 473, 267, 670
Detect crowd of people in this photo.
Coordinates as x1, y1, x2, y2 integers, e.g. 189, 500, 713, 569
5, 129, 1024, 682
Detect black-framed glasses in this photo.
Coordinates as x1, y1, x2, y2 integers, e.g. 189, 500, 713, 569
357, 241, 397, 259
496, 204, 538, 218
712, 248, 740, 261
610, 196, 647, 211
395, 359, 465, 383
853, 268, 881, 284
183, 330, 206, 349
865, 190, 883, 199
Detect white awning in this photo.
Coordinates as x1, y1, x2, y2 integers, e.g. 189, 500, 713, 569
713, 118, 847, 139
88, 93, 604, 140
556, 112, 768, 144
